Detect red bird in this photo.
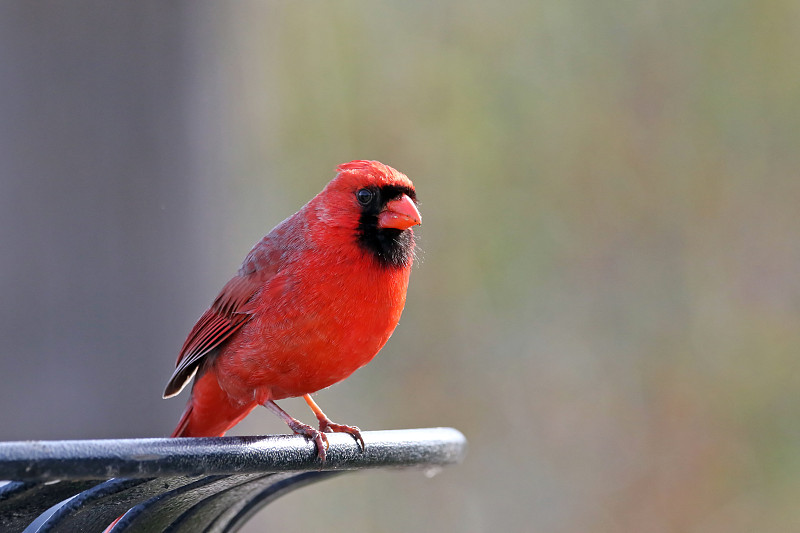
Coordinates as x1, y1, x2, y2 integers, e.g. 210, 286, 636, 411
163, 160, 421, 461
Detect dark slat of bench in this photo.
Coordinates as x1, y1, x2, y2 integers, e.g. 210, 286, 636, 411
220, 471, 341, 532
0, 479, 101, 532
116, 471, 340, 533
0, 428, 466, 533
36, 476, 199, 532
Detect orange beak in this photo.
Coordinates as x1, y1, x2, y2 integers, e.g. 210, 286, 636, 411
377, 194, 421, 230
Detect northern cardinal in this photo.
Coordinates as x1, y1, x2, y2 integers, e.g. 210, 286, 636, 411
163, 160, 421, 461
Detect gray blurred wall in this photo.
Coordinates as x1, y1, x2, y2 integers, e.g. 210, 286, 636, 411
0, 3, 227, 439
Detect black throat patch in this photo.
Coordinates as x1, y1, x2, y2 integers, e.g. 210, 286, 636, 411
356, 185, 417, 268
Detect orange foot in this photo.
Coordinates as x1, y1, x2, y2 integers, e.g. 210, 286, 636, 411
304, 394, 365, 451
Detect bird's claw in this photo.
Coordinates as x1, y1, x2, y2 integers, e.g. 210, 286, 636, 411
289, 421, 330, 461
319, 421, 365, 452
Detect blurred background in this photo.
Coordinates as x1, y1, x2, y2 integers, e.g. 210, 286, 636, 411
2, 1, 799, 532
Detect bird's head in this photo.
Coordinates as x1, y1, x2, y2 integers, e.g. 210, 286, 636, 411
313, 160, 421, 268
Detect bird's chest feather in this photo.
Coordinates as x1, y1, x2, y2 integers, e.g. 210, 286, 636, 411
215, 254, 410, 401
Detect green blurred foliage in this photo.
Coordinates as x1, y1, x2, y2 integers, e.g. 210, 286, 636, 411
196, 1, 800, 531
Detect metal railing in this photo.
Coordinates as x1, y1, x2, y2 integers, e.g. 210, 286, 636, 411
0, 427, 466, 533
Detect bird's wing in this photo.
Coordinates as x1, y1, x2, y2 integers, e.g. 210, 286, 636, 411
162, 273, 265, 398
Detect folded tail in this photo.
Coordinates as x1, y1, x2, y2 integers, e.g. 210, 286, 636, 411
171, 369, 257, 438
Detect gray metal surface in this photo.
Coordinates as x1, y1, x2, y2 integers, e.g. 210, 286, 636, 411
0, 428, 466, 532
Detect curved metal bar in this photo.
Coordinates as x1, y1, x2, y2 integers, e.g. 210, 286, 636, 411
31, 477, 163, 532
115, 471, 341, 533
0, 480, 95, 532
111, 473, 275, 532
0, 428, 467, 481
0, 428, 467, 532
220, 471, 342, 533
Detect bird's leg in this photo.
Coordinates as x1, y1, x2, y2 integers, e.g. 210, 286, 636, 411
303, 394, 365, 452
263, 400, 329, 461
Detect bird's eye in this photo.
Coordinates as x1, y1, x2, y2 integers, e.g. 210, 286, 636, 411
356, 188, 374, 205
